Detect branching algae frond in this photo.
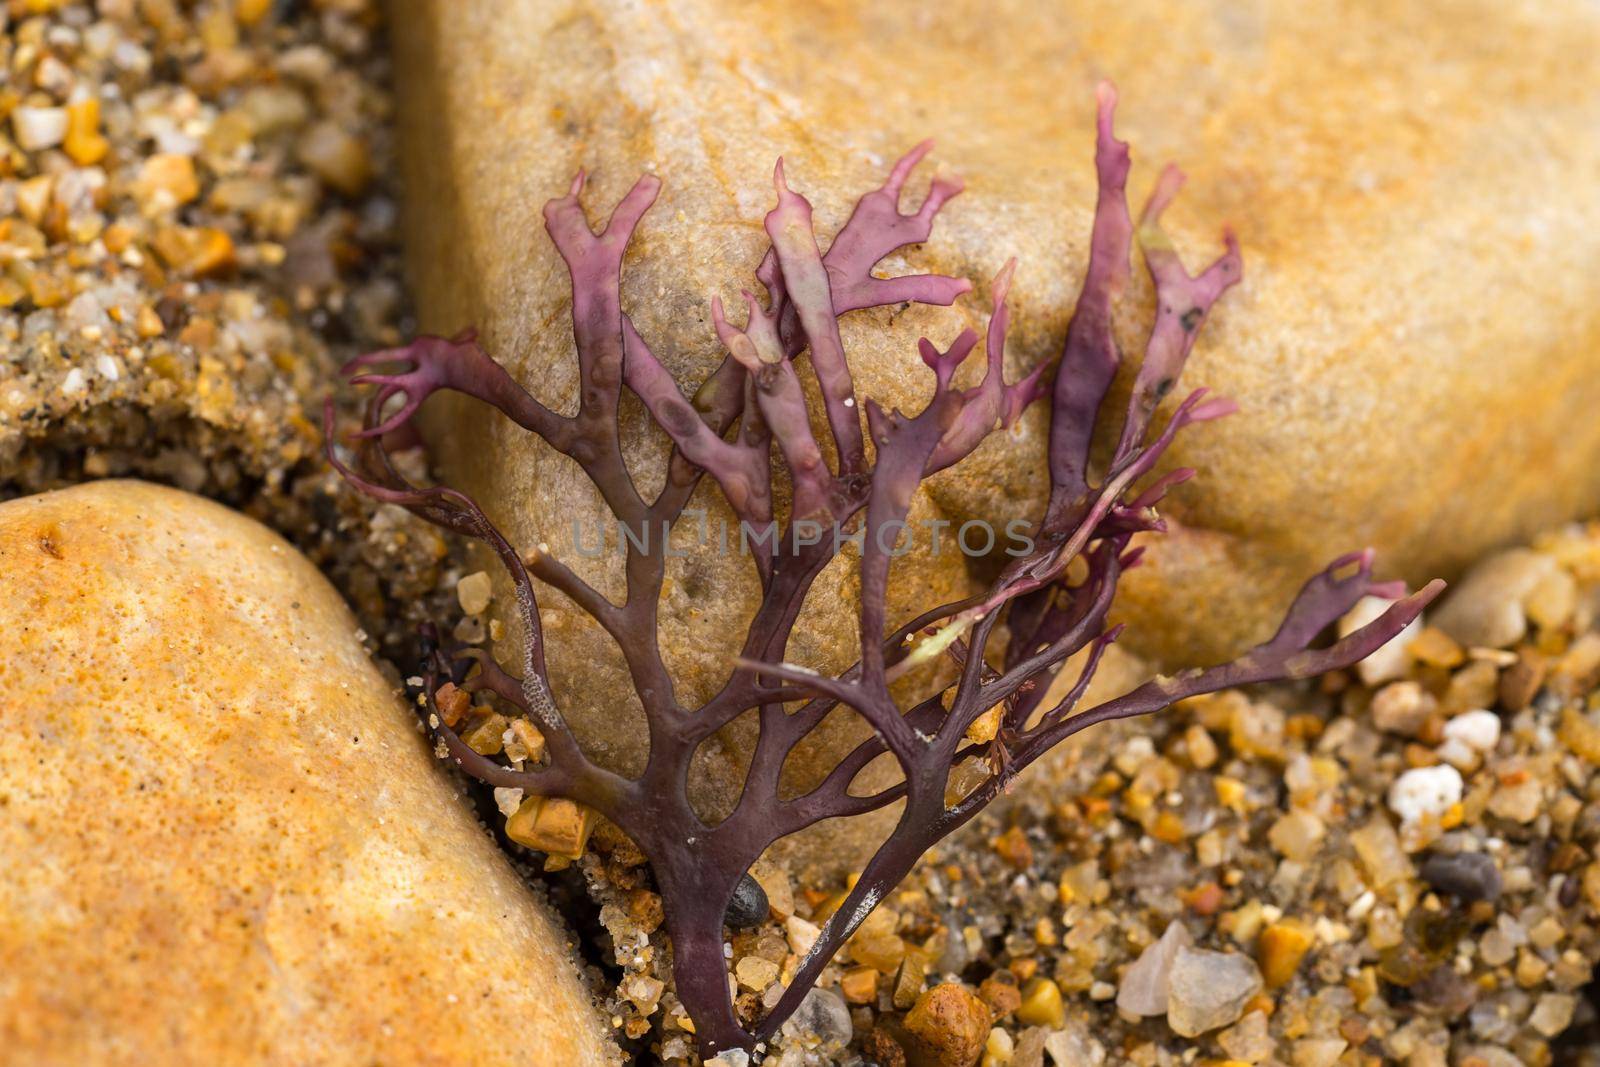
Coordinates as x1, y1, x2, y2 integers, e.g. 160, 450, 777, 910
328, 85, 1441, 1056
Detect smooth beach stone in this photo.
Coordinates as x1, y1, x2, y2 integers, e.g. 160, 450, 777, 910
389, 0, 1600, 874
0, 480, 615, 1066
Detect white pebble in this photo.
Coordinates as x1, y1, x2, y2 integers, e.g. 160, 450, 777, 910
113, 41, 152, 75
1437, 709, 1502, 768
34, 55, 75, 96
83, 22, 120, 59
1337, 594, 1421, 686
1388, 764, 1463, 825
95, 354, 121, 382
60, 368, 86, 397
11, 106, 68, 151
492, 786, 524, 817
1116, 919, 1191, 1017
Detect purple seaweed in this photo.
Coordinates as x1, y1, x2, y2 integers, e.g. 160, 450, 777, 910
327, 83, 1442, 1056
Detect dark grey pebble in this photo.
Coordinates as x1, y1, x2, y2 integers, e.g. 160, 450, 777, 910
725, 872, 769, 928
1420, 851, 1502, 903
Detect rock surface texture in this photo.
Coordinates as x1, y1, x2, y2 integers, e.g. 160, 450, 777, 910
389, 0, 1600, 874
0, 481, 614, 1066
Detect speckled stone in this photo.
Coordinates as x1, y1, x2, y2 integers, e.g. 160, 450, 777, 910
0, 481, 615, 1066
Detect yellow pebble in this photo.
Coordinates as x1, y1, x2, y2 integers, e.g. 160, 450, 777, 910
506, 718, 546, 763
136, 305, 166, 338
849, 928, 906, 973
1014, 976, 1065, 1028
1559, 706, 1600, 763
991, 825, 1033, 870
1409, 625, 1465, 668
15, 176, 51, 225
504, 795, 597, 859
1214, 775, 1248, 812
234, 0, 273, 24
137, 154, 200, 213
1151, 810, 1187, 844
63, 98, 109, 166
459, 711, 509, 755
152, 224, 236, 277
1257, 919, 1314, 988
965, 704, 1003, 744
840, 966, 878, 1004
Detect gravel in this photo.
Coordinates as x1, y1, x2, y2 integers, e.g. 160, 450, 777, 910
0, 0, 456, 660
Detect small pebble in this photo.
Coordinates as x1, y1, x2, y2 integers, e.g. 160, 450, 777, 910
1257, 919, 1314, 988
1432, 548, 1555, 649
735, 954, 779, 991
1370, 680, 1434, 736
1041, 1024, 1105, 1066
1218, 1010, 1275, 1062
1338, 595, 1421, 685
1350, 816, 1415, 887
1436, 708, 1501, 768
623, 973, 664, 1014
452, 614, 486, 644
779, 987, 851, 1052
748, 861, 794, 918
1488, 775, 1543, 824
1268, 810, 1325, 862
1293, 1037, 1348, 1067
135, 153, 201, 214
1116, 920, 1191, 1017
1013, 977, 1064, 1028
785, 914, 820, 957
1166, 946, 1263, 1037
903, 983, 990, 1067
840, 966, 878, 1004
724, 872, 768, 928
457, 570, 493, 615
12, 106, 69, 150
1529, 993, 1576, 1037
983, 1027, 1014, 1065
297, 120, 373, 196
492, 786, 523, 818
1420, 851, 1502, 903
1387, 764, 1463, 825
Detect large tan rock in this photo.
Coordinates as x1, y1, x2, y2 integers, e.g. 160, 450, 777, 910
0, 480, 615, 1066
390, 0, 1600, 874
